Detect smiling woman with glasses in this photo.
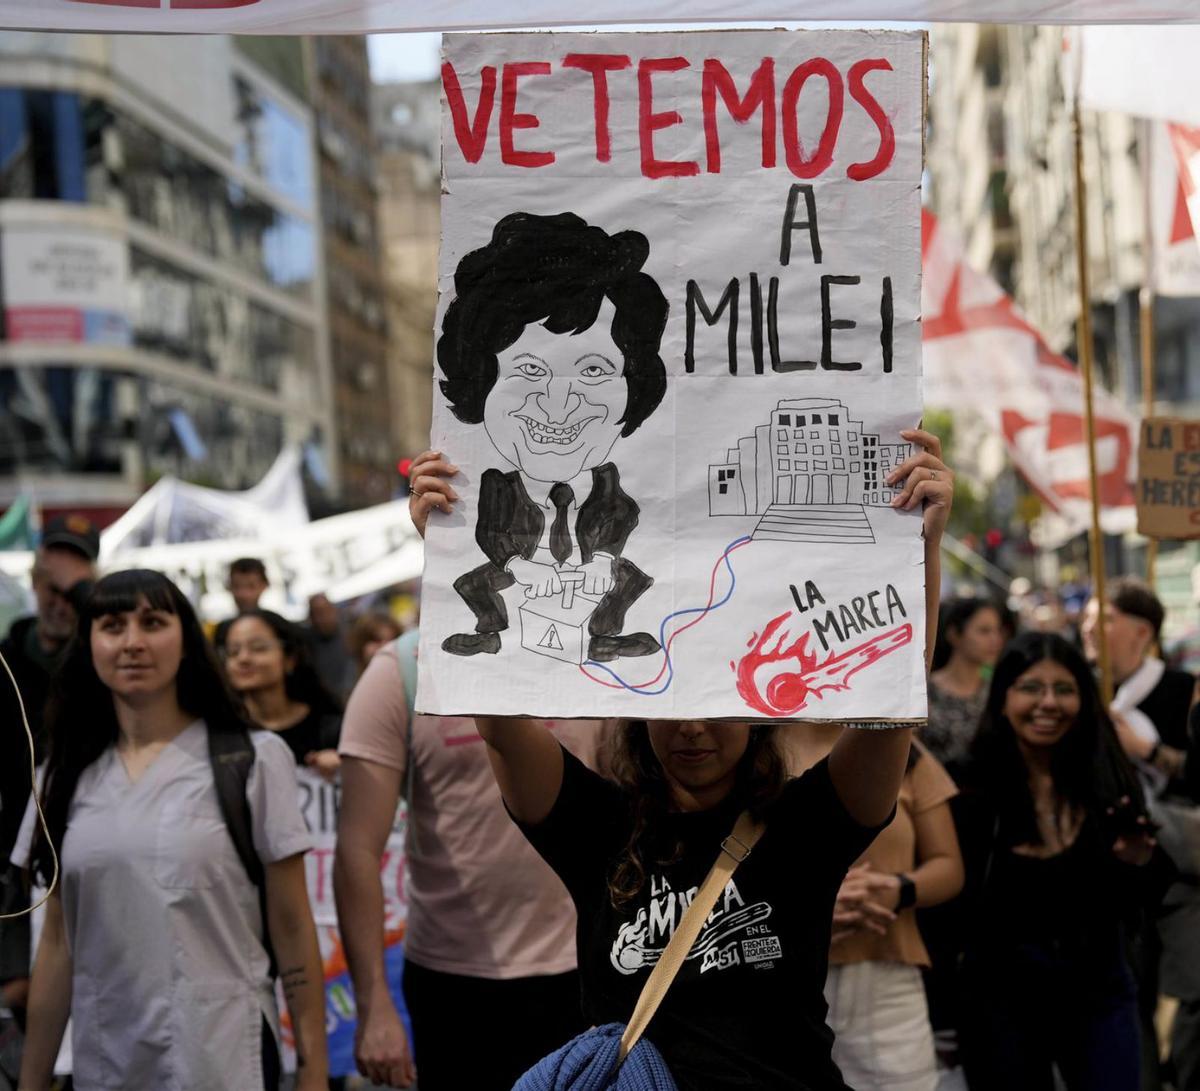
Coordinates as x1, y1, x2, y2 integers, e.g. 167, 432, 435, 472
953, 631, 1173, 1091
217, 608, 343, 782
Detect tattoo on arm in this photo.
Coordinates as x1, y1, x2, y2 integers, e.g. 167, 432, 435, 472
280, 966, 311, 1066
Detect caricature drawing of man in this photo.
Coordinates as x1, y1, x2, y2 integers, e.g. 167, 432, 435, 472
437, 211, 668, 661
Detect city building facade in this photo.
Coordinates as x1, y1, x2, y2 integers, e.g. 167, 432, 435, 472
314, 35, 394, 507
0, 32, 334, 520
372, 76, 439, 462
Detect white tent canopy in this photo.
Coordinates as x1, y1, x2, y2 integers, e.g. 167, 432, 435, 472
0, 1, 1196, 33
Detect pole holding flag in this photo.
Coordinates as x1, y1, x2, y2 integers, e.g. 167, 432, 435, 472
1071, 83, 1114, 705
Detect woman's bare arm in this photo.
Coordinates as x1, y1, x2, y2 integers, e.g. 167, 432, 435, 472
474, 718, 565, 824
266, 855, 329, 1090
18, 890, 72, 1090
829, 429, 953, 827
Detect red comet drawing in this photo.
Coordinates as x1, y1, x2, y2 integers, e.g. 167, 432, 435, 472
733, 612, 914, 717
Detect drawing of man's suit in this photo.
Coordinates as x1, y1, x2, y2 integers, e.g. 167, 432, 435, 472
443, 462, 657, 660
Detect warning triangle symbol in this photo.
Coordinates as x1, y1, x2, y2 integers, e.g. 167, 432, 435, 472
538, 623, 564, 651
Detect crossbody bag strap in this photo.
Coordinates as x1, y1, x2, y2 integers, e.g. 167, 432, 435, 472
618, 809, 764, 1063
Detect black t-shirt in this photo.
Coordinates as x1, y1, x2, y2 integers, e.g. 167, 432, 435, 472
270, 708, 342, 766
520, 747, 882, 1091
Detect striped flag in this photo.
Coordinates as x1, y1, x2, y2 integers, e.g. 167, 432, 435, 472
921, 209, 1137, 541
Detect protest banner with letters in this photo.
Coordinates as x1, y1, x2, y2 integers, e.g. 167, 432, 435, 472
278, 769, 411, 1077
1137, 417, 1200, 540
420, 30, 928, 721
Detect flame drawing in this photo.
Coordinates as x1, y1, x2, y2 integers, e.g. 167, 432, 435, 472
733, 612, 914, 717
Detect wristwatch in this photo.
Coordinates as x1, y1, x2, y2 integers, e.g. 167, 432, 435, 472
896, 873, 917, 911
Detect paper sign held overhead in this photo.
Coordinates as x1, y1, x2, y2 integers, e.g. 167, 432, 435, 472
419, 29, 927, 720
1137, 417, 1200, 541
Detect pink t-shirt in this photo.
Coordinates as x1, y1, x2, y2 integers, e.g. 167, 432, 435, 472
338, 642, 610, 980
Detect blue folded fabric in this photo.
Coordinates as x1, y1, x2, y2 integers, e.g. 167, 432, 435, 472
512, 1022, 678, 1091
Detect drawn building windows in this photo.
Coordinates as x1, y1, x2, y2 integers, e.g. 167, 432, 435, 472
796, 415, 807, 426
812, 414, 822, 424
715, 467, 737, 495
830, 430, 840, 441
778, 429, 788, 440
793, 429, 805, 440
809, 429, 820, 439
834, 458, 845, 470
777, 445, 788, 455
849, 445, 860, 456
796, 460, 809, 471
849, 432, 858, 441
851, 461, 861, 473
814, 459, 829, 470
813, 444, 825, 455
795, 443, 807, 454
779, 414, 792, 426
778, 459, 789, 471
831, 444, 842, 455
829, 415, 839, 425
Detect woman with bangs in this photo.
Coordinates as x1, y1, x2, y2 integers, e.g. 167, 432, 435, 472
15, 569, 328, 1091
955, 631, 1173, 1091
413, 428, 956, 1090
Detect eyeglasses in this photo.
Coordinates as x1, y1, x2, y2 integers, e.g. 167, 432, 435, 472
221, 640, 282, 659
1011, 681, 1079, 699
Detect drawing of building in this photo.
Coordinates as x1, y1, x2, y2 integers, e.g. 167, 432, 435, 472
709, 398, 909, 544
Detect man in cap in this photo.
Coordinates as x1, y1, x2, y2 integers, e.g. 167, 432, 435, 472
0, 514, 99, 1025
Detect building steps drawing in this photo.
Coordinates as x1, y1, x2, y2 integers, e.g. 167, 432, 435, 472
752, 504, 877, 544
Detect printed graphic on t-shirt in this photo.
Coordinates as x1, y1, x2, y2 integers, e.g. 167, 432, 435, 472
609, 875, 780, 976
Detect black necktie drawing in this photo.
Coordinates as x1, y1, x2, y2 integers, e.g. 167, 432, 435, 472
549, 482, 575, 565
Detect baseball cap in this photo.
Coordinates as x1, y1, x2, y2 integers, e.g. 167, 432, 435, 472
41, 514, 101, 562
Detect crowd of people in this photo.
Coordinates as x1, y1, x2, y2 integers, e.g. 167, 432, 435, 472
0, 429, 1198, 1091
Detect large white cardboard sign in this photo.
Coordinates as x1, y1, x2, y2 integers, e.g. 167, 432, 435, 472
420, 30, 927, 720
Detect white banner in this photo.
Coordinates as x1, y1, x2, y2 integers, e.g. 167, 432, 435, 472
419, 29, 927, 721
0, 1, 1198, 33
922, 209, 1137, 542
0, 499, 423, 618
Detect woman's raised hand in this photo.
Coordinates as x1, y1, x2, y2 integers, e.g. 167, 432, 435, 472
887, 428, 954, 544
407, 450, 459, 539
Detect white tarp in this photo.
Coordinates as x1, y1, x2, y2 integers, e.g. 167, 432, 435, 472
418, 29, 927, 721
100, 445, 309, 557
0, 1, 1197, 34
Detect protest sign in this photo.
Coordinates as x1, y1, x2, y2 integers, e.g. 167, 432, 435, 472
1137, 417, 1200, 540
420, 29, 927, 721
278, 769, 411, 1076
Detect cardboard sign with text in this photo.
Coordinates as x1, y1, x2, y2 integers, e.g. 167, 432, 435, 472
1138, 417, 1200, 540
421, 29, 928, 720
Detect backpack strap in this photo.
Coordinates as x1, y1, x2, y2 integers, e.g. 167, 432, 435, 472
392, 630, 420, 804
208, 723, 277, 977
618, 810, 764, 1063
391, 629, 422, 855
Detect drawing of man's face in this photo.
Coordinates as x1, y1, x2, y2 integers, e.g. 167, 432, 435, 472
484, 298, 629, 484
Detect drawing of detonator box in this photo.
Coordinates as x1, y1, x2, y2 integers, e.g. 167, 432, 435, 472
519, 569, 600, 664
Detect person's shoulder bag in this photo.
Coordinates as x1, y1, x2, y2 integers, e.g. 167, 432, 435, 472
512, 810, 764, 1091
208, 721, 277, 976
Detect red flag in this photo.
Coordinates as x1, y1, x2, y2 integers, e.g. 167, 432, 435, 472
922, 209, 1136, 542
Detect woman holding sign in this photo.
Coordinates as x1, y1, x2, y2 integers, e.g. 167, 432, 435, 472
412, 429, 952, 1090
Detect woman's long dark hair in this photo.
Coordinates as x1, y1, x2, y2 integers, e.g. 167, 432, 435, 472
607, 723, 787, 908
31, 569, 250, 886
967, 631, 1144, 847
218, 608, 342, 716
931, 596, 1004, 672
